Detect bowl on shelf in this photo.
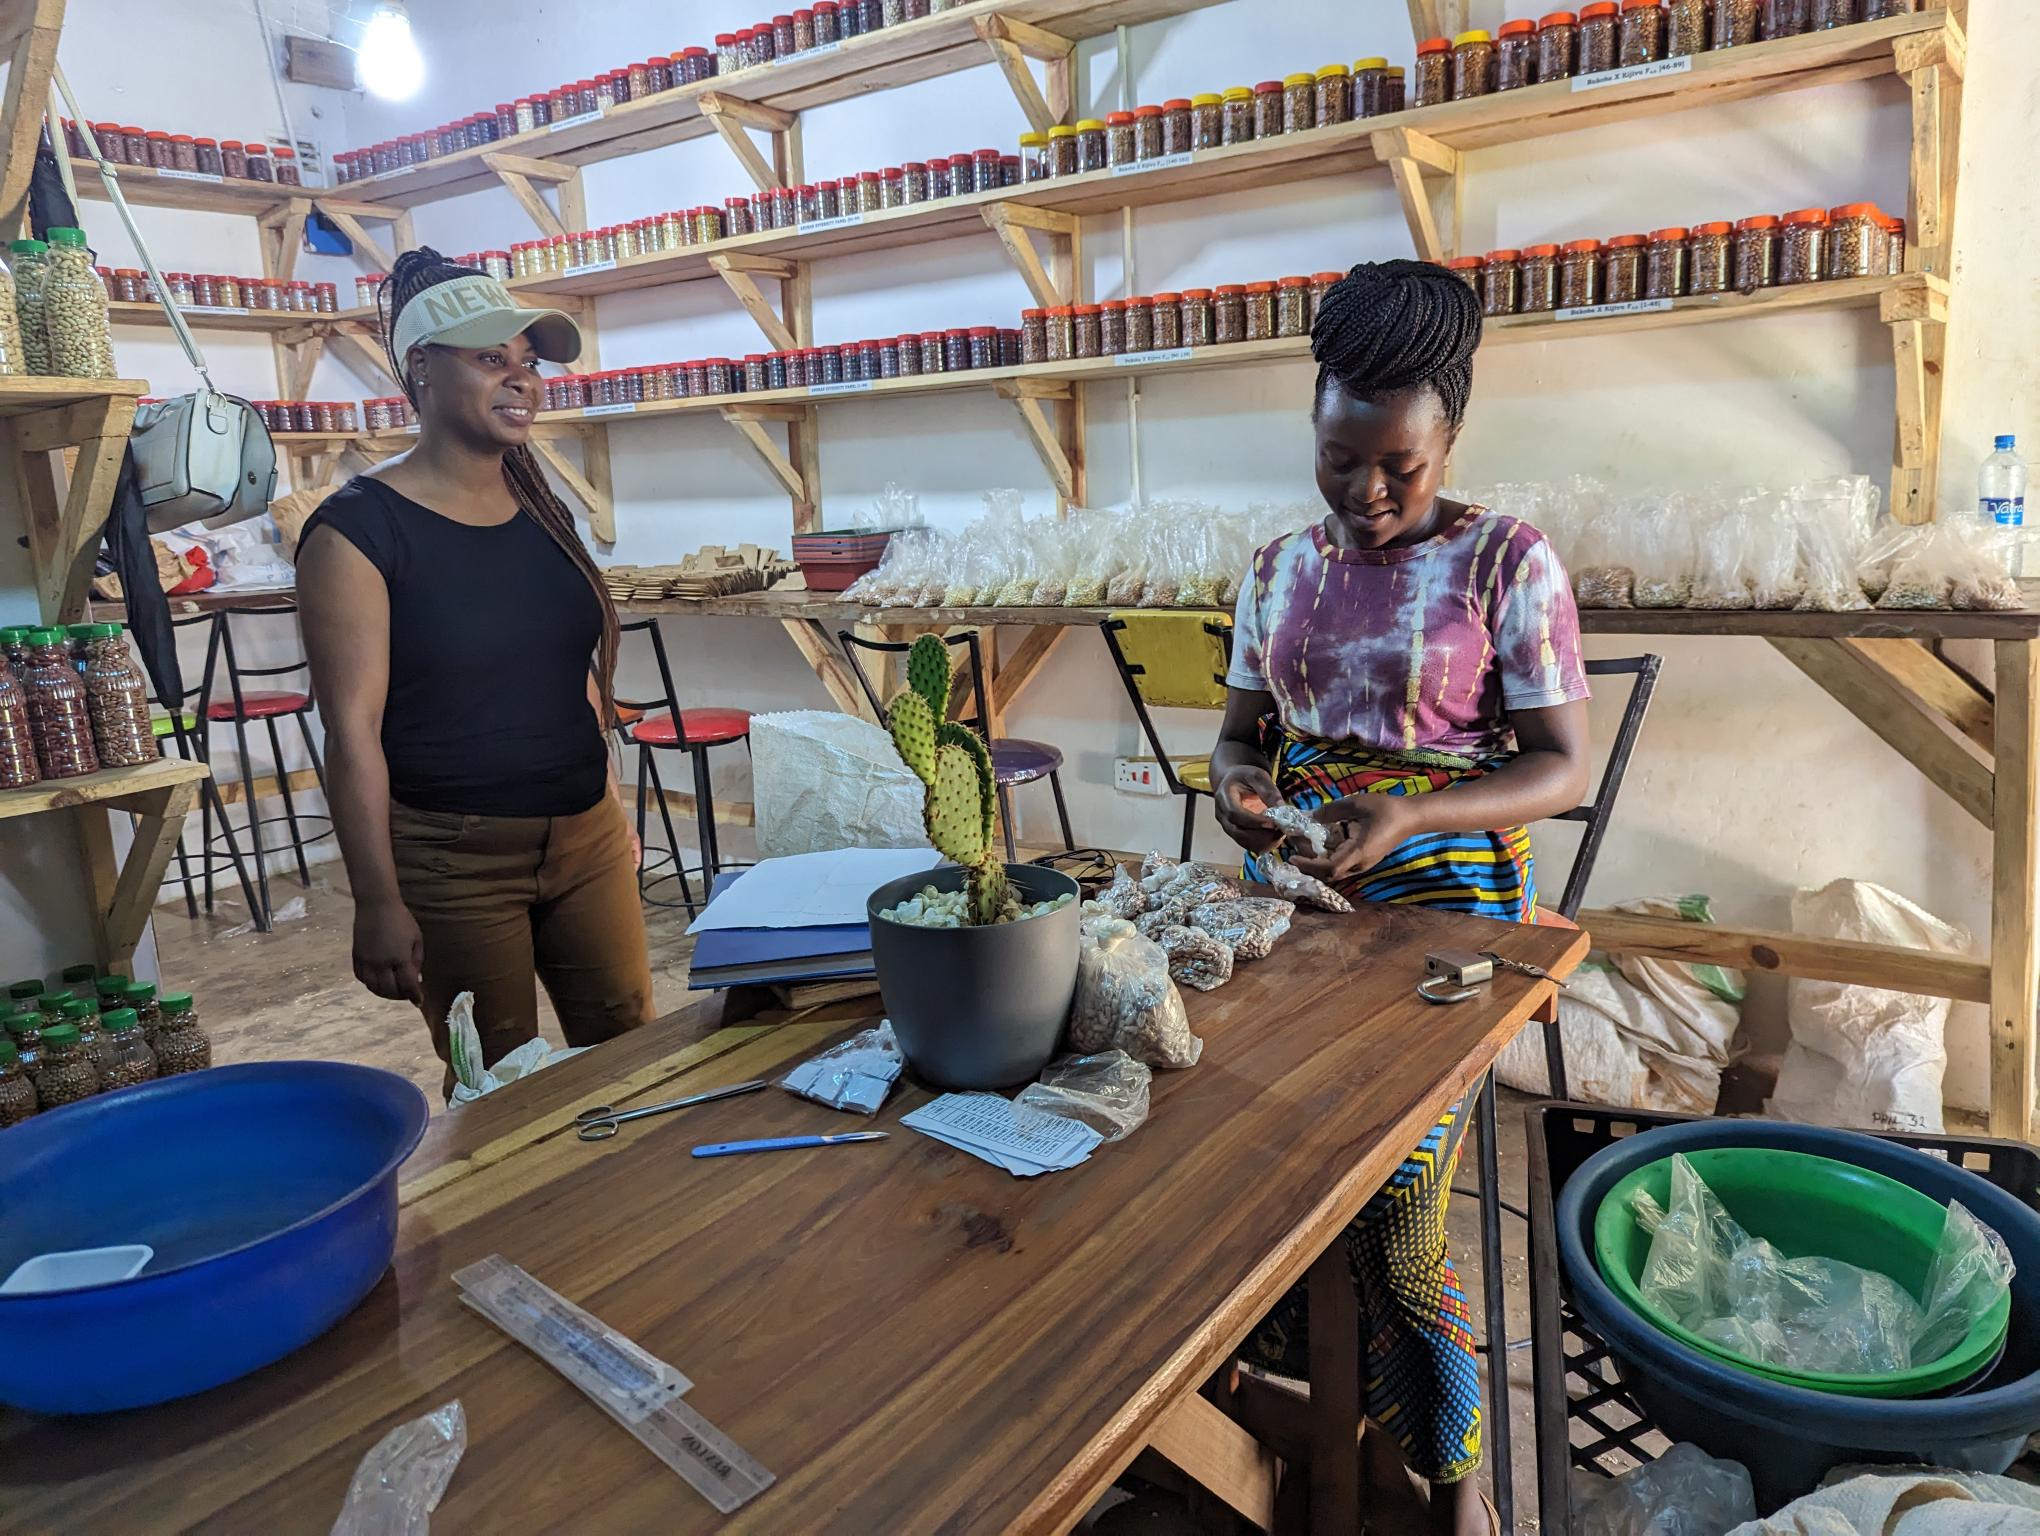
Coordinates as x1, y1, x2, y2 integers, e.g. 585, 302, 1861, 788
1594, 1146, 2012, 1398
0, 1061, 428, 1414
793, 529, 895, 592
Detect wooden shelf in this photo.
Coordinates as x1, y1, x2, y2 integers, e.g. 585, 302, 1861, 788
333, 0, 1227, 210
65, 158, 308, 216
508, 10, 1950, 303
0, 375, 147, 419
106, 299, 319, 335
0, 756, 208, 822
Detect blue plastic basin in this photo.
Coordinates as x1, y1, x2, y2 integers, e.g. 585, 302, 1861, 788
1556, 1119, 2040, 1511
0, 1061, 428, 1415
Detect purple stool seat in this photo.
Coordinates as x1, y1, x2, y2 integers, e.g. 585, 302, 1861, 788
991, 737, 1064, 785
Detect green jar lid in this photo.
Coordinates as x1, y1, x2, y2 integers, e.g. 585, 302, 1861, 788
0, 1038, 16, 1065
24, 628, 65, 646
161, 992, 194, 1012
38, 990, 73, 1008
61, 963, 97, 983
122, 981, 157, 1003
47, 226, 88, 248
9, 237, 47, 254
60, 999, 94, 1020
102, 1007, 139, 1033
4, 1011, 38, 1036
64, 623, 94, 638
94, 974, 131, 997
41, 1022, 80, 1046
7, 978, 43, 999
0, 626, 30, 643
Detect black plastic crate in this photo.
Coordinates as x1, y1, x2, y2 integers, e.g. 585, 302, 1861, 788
1524, 1102, 2040, 1534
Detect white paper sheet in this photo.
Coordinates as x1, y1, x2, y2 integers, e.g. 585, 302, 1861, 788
685, 846, 942, 933
902, 1093, 1103, 1177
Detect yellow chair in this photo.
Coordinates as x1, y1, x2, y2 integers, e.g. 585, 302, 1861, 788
1099, 610, 1232, 861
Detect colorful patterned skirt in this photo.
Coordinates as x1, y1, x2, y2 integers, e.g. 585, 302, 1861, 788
1241, 726, 1536, 1485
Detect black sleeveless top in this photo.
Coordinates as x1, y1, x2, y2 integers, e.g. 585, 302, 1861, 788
302, 476, 606, 818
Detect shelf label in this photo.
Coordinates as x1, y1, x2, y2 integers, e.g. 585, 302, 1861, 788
188, 304, 251, 315
155, 168, 225, 184
797, 212, 865, 235
565, 258, 618, 277
1571, 54, 1694, 93
582, 401, 638, 417
809, 379, 876, 397
1114, 151, 1193, 177
549, 108, 605, 133
794, 39, 843, 57
1114, 346, 1194, 367
1554, 296, 1675, 322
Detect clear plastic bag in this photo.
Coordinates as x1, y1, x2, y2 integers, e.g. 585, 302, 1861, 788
1190, 897, 1296, 961
1069, 914, 1203, 1068
1031, 514, 1079, 607
1856, 519, 1926, 605
1632, 497, 1698, 608
941, 521, 1001, 607
1066, 508, 1120, 606
983, 491, 1039, 606
331, 1400, 467, 1535
849, 525, 933, 604
776, 1022, 903, 1115
1571, 1441, 1756, 1536
1015, 1050, 1152, 1141
1157, 923, 1235, 990
1793, 478, 1874, 612
1105, 509, 1153, 606
1263, 858, 1353, 912
1573, 494, 1637, 610
1688, 491, 1752, 610
1089, 865, 1149, 920
1877, 521, 1958, 610
1951, 525, 2023, 612
1742, 489, 1806, 610
1140, 850, 1180, 881
1266, 801, 1328, 857
1632, 1153, 2014, 1375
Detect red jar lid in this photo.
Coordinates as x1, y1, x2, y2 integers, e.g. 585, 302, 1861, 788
1046, 305, 1075, 316
1255, 80, 1283, 93
1311, 271, 1345, 282
860, 170, 881, 181
817, 177, 841, 189
1445, 256, 1483, 271
145, 129, 169, 140
1106, 111, 1135, 125
715, 33, 736, 44
1830, 201, 1883, 220
684, 45, 709, 56
1605, 232, 1648, 247
918, 332, 944, 341
1244, 281, 1277, 294
903, 161, 926, 172
114, 267, 144, 277
169, 133, 194, 144
1071, 305, 1100, 317
1101, 299, 1128, 311
1150, 291, 1182, 303
726, 195, 750, 207
1499, 19, 1536, 36
1484, 248, 1521, 263
773, 14, 793, 24
1213, 283, 1245, 296
944, 327, 970, 338
1021, 308, 1048, 319
794, 8, 814, 17
1127, 295, 1156, 307
1620, 0, 1657, 8
1690, 221, 1733, 236
274, 146, 295, 159
1540, 10, 1578, 23
944, 154, 971, 167
882, 166, 904, 178
495, 102, 515, 113
247, 143, 269, 154
1579, 2, 1619, 14
1163, 98, 1192, 110
1134, 104, 1163, 117
1277, 275, 1312, 288
1520, 243, 1559, 257
968, 325, 998, 336
1180, 288, 1213, 299
1416, 36, 1451, 53
1648, 226, 1689, 242
797, 182, 817, 193
1784, 207, 1830, 224
734, 28, 755, 40
1733, 214, 1777, 232
975, 148, 1001, 159
817, 3, 839, 11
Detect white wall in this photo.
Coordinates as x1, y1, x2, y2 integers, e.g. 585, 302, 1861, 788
19, 1, 2037, 1106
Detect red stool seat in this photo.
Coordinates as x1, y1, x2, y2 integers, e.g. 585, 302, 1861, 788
205, 689, 311, 721
630, 708, 752, 748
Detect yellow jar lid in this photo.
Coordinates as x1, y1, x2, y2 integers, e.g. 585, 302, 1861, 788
1047, 124, 1077, 138
1315, 63, 1352, 78
1386, 65, 1406, 76
1454, 28, 1493, 43
1282, 73, 1314, 87
1074, 118, 1106, 131
1222, 86, 1252, 100
1018, 131, 1046, 146
1191, 92, 1223, 106
1354, 56, 1389, 70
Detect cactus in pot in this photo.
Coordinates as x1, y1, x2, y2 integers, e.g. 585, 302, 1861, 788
887, 634, 1012, 925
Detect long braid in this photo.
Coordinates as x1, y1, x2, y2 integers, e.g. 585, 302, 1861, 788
379, 247, 620, 727
1309, 258, 1482, 428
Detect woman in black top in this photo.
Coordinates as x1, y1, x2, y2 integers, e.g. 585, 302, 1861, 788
298, 249, 652, 1087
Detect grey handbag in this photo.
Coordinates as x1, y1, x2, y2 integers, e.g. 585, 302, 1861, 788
55, 67, 277, 532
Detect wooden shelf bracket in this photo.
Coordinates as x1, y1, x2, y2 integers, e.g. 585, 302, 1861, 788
699, 91, 803, 193
1894, 17, 1963, 281
982, 203, 1081, 309
0, 0, 62, 238
1370, 128, 1461, 265
975, 14, 1075, 135
531, 430, 616, 544
6, 391, 138, 621
994, 378, 1078, 503
1883, 276, 1948, 526
720, 402, 817, 517
480, 151, 577, 241
708, 252, 801, 352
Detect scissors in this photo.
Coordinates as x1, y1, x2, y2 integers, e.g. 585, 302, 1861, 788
575, 1079, 768, 1141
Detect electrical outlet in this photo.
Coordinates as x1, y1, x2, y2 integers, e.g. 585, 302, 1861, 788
1114, 758, 1171, 797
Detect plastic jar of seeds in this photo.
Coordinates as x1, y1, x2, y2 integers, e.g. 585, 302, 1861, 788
1713, 0, 1760, 44
111, 269, 142, 303
1353, 58, 1391, 117
928, 161, 954, 200
1619, 0, 1666, 63
1883, 214, 1905, 274
62, 998, 101, 1057
1019, 130, 1048, 180
1273, 276, 1311, 337
1220, 90, 1253, 146
1130, 105, 1165, 162
1780, 207, 1827, 283
1021, 308, 1048, 363
1162, 100, 1194, 155
1191, 94, 1224, 150
1240, 281, 1277, 341
919, 334, 945, 374
143, 131, 173, 169
1645, 227, 1688, 299
366, 398, 394, 430
1825, 202, 1881, 279
117, 982, 161, 1049
10, 239, 48, 373
1865, 0, 1914, 14
935, 328, 964, 372
274, 147, 301, 185
1315, 64, 1353, 126
218, 137, 248, 178
715, 32, 738, 71
1098, 300, 1127, 355
966, 326, 997, 370
1813, 0, 1855, 26
890, 164, 922, 206
1496, 21, 1537, 88
1179, 289, 1215, 347
45, 228, 117, 378
35, 1022, 97, 1106
1125, 295, 1156, 352
1275, 75, 1312, 135
1241, 81, 1279, 139
1578, 3, 1621, 69
153, 992, 210, 1076
1084, 111, 1129, 170
0, 655, 37, 789
82, 624, 154, 767
92, 1007, 155, 1092
1148, 292, 1181, 349
246, 144, 273, 181
1560, 241, 1604, 308
974, 148, 1003, 189
1039, 126, 1074, 180
0, 1038, 36, 1125
1763, 0, 1809, 36
1413, 38, 1452, 107
6, 1006, 42, 1079
167, 134, 199, 173
1029, 307, 1065, 363
1666, 0, 1708, 52
1444, 255, 1483, 295
1453, 31, 1498, 98
1212, 285, 1247, 344
1479, 250, 1520, 315
1603, 233, 1648, 301
193, 137, 222, 175
1517, 244, 1560, 312
816, 181, 842, 220
1076, 119, 1108, 172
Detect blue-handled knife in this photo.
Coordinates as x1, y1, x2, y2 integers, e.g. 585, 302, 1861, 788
692, 1132, 889, 1158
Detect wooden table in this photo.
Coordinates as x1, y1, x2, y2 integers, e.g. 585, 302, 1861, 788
2, 905, 1581, 1534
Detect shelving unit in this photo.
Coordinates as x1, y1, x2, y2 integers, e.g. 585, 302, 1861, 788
0, 375, 147, 622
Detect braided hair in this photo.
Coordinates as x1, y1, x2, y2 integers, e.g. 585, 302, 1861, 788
1309, 258, 1483, 430
379, 247, 620, 726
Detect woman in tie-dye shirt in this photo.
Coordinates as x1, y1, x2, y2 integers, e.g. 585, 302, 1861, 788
1215, 261, 1590, 1536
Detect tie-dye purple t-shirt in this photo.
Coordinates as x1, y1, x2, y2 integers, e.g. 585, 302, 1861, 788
1226, 506, 1590, 760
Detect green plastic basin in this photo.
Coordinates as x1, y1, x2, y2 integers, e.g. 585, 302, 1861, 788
1594, 1147, 2012, 1398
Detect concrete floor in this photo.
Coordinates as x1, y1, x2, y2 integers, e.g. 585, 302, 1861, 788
152, 876, 1556, 1530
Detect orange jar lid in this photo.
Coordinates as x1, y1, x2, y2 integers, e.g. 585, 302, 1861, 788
1520, 243, 1560, 257
1648, 226, 1689, 242
1784, 207, 1830, 224
1073, 304, 1101, 316
1021, 308, 1048, 320
1101, 298, 1128, 311
1735, 214, 1779, 231
1562, 238, 1603, 253
1245, 281, 1277, 293
1127, 295, 1156, 306
1445, 256, 1483, 271
1311, 271, 1346, 282
1150, 291, 1181, 303
1417, 36, 1452, 54
1163, 98, 1192, 110
1106, 110, 1135, 125
1580, 2, 1618, 15
1605, 232, 1648, 248
1499, 19, 1536, 36
1180, 288, 1213, 299
1047, 304, 1075, 316
1621, 0, 1660, 8
1690, 221, 1733, 236
1214, 283, 1246, 296
1830, 201, 1883, 220
1484, 248, 1521, 263
1540, 10, 1578, 24
1277, 275, 1312, 288
1134, 104, 1163, 117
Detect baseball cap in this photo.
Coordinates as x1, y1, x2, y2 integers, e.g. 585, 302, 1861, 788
390, 272, 582, 367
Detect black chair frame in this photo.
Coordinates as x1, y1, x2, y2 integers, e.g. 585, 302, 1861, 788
155, 611, 266, 927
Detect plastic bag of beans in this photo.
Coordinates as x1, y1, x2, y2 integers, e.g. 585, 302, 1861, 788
1264, 858, 1353, 913
1190, 897, 1296, 961
1090, 865, 1149, 920
1069, 915, 1202, 1068
1157, 923, 1234, 991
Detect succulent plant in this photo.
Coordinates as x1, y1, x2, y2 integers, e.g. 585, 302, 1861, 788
887, 633, 1009, 924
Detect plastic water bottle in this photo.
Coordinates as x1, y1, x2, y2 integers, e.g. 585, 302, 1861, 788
1982, 435, 2028, 575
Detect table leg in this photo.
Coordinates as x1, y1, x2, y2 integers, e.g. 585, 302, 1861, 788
1307, 1242, 1361, 1534
1991, 638, 2039, 1139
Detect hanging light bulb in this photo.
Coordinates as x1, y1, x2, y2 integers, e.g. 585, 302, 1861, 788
357, 2, 424, 101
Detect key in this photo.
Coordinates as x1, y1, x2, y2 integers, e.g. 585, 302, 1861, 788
1481, 951, 1570, 989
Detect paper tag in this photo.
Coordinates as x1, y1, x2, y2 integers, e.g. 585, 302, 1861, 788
1554, 296, 1675, 322
190, 304, 251, 315
583, 401, 638, 417
797, 211, 864, 234
1114, 346, 1194, 367
809, 379, 875, 397
549, 108, 605, 132
797, 38, 843, 56
155, 167, 225, 184
565, 258, 618, 277
1114, 150, 1193, 177
1571, 54, 1694, 93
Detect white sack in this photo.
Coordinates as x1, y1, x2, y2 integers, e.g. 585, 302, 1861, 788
750, 710, 931, 860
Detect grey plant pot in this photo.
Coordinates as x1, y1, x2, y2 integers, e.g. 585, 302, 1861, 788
866, 863, 1082, 1090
